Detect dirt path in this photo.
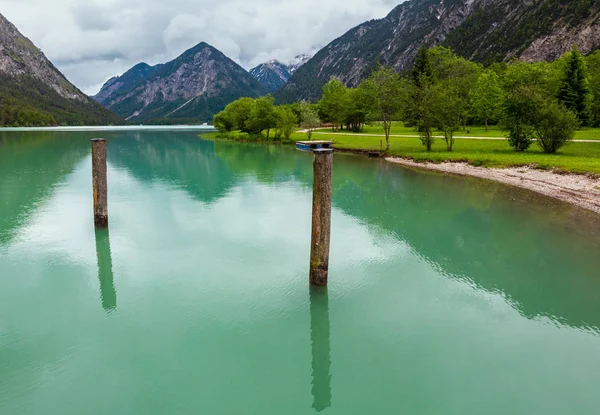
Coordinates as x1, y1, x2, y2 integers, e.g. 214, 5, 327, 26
386, 157, 600, 214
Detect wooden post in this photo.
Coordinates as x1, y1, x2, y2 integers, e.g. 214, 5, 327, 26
91, 138, 108, 228
310, 148, 333, 287
310, 286, 332, 412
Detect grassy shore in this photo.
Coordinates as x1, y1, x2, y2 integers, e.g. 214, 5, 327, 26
330, 135, 600, 174
203, 125, 600, 174
316, 123, 600, 140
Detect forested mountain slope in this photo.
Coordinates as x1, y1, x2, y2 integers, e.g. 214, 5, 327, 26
0, 13, 123, 126
276, 0, 600, 102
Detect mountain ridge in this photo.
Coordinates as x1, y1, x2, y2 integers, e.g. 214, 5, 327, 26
249, 60, 292, 92
276, 0, 600, 103
0, 12, 124, 126
94, 62, 163, 105
248, 54, 313, 92
97, 42, 267, 123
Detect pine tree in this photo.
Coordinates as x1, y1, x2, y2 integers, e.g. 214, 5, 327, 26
558, 46, 592, 125
411, 45, 434, 88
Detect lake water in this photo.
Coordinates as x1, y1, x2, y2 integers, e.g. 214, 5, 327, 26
1, 130, 600, 414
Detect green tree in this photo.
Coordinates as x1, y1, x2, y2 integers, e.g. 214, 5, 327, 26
531, 100, 579, 154
586, 50, 600, 127
213, 111, 235, 133
299, 101, 321, 140
500, 62, 561, 152
558, 46, 592, 124
222, 97, 255, 132
319, 78, 349, 130
406, 46, 442, 151
472, 69, 502, 131
503, 60, 557, 93
245, 95, 276, 137
344, 87, 369, 132
432, 82, 464, 151
412, 45, 434, 88
502, 85, 539, 152
274, 106, 298, 141
361, 65, 405, 152
413, 82, 436, 151
429, 46, 481, 129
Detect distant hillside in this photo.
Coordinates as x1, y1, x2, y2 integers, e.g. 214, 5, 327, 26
276, 0, 600, 103
94, 63, 162, 105
0, 13, 124, 126
249, 60, 291, 92
98, 42, 267, 123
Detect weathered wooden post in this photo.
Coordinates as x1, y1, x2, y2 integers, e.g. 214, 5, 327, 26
310, 286, 332, 412
296, 141, 334, 287
91, 138, 108, 228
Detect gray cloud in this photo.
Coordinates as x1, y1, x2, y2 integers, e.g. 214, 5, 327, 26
0, 0, 403, 94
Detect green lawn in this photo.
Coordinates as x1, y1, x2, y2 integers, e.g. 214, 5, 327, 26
319, 122, 600, 140
204, 128, 600, 174
327, 134, 600, 174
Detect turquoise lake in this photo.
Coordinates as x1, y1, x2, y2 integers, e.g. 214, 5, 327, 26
1, 130, 600, 414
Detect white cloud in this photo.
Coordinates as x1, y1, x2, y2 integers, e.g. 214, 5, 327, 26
0, 0, 403, 94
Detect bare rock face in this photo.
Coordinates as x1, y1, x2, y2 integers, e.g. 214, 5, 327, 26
94, 63, 162, 105
101, 43, 267, 122
521, 15, 600, 62
276, 0, 600, 103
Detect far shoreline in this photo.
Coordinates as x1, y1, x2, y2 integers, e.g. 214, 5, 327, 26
0, 125, 217, 132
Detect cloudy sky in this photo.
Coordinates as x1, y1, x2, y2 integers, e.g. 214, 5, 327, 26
0, 0, 403, 95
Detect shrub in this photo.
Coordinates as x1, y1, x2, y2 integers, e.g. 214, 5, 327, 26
531, 101, 579, 154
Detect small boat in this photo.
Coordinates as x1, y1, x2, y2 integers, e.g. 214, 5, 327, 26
296, 141, 334, 153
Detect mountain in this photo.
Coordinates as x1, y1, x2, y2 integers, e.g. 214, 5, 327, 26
98, 42, 267, 123
0, 13, 123, 126
276, 0, 600, 103
249, 54, 313, 92
249, 60, 291, 92
287, 53, 312, 74
94, 63, 162, 105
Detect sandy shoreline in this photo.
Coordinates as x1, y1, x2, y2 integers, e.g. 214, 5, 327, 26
385, 157, 600, 214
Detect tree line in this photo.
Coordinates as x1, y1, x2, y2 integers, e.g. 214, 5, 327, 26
0, 74, 124, 127
214, 45, 600, 154
213, 96, 319, 141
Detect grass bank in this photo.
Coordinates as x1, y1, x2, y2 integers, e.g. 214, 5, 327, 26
320, 123, 600, 140
202, 127, 600, 175
331, 135, 600, 174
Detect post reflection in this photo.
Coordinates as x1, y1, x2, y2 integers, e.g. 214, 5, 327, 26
310, 286, 332, 412
95, 228, 117, 312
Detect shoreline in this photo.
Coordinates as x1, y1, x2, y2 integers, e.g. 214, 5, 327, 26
202, 135, 600, 214
385, 156, 600, 214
